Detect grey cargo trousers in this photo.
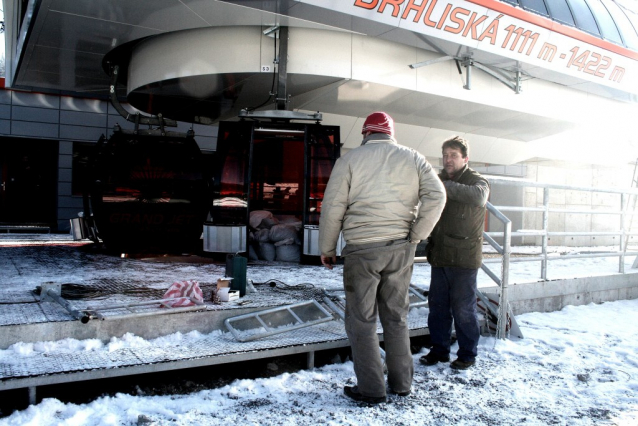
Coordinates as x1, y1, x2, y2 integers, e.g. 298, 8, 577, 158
341, 239, 416, 398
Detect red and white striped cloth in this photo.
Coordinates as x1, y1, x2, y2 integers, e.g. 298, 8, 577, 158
161, 280, 204, 307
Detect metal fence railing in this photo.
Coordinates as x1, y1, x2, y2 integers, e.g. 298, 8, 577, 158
481, 178, 638, 338
481, 202, 511, 339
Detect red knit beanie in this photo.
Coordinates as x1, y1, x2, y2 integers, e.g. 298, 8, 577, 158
362, 112, 394, 136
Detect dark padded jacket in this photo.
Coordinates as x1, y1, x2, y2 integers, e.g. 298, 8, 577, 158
427, 165, 489, 269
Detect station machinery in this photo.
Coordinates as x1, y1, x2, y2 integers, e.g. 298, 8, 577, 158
77, 111, 341, 262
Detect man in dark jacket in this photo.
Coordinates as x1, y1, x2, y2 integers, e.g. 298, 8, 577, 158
421, 136, 489, 370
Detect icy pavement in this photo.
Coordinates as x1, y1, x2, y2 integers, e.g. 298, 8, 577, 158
1, 299, 637, 425
2, 234, 637, 295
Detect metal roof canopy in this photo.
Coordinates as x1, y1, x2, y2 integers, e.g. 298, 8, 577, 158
4, 0, 638, 165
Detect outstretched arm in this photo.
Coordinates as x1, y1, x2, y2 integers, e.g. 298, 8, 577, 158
443, 177, 489, 207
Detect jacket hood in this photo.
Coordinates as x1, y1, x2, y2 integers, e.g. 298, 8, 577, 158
361, 133, 397, 146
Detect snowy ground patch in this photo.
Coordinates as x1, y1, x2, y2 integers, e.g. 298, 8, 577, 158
1, 299, 637, 425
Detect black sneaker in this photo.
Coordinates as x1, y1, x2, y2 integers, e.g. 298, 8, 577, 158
389, 388, 411, 397
343, 386, 386, 404
450, 358, 476, 370
419, 352, 450, 366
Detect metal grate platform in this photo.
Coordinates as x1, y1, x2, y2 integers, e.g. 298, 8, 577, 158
0, 238, 430, 400
0, 312, 429, 391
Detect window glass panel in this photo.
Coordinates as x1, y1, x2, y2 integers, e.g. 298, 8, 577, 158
251, 135, 304, 216
306, 126, 340, 226
547, 0, 576, 25
603, 0, 638, 49
502, 0, 520, 6
586, 0, 623, 43
212, 122, 251, 225
520, 0, 549, 16
567, 0, 601, 35
72, 142, 97, 196
617, 2, 638, 46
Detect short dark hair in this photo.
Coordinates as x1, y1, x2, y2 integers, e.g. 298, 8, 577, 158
442, 136, 469, 158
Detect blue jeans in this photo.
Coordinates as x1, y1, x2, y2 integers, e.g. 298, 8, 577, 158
427, 266, 480, 361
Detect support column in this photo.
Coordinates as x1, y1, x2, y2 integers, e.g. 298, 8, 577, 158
306, 351, 315, 369
28, 386, 37, 405
276, 27, 289, 111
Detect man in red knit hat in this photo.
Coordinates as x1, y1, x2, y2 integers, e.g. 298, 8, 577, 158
319, 111, 446, 404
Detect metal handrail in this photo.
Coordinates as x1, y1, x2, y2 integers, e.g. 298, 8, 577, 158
479, 177, 638, 338
482, 202, 511, 339
486, 177, 638, 277
487, 231, 638, 237
485, 177, 638, 194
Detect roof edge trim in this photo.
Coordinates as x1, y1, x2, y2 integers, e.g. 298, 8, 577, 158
468, 0, 638, 61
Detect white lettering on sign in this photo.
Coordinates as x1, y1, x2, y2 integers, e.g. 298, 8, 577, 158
298, 0, 636, 94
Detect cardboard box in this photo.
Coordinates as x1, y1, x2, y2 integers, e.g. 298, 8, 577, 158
218, 287, 240, 302
216, 277, 232, 290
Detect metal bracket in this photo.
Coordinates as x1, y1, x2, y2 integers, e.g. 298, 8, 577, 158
476, 290, 523, 339
40, 282, 62, 302
470, 61, 523, 94
238, 109, 322, 122
108, 65, 178, 130
408, 285, 428, 308
409, 55, 524, 94
39, 283, 87, 322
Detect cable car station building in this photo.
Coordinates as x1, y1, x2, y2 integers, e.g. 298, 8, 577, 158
2, 0, 638, 405
1, 0, 638, 252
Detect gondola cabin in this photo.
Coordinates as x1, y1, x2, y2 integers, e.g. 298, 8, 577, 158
205, 116, 341, 263
89, 128, 208, 254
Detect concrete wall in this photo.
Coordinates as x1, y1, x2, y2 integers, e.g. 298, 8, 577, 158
486, 182, 524, 246
0, 88, 218, 232
483, 273, 638, 316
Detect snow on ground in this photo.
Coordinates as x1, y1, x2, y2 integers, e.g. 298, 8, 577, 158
1, 299, 637, 426
1, 237, 638, 425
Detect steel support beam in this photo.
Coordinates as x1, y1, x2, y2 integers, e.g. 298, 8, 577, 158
276, 27, 289, 110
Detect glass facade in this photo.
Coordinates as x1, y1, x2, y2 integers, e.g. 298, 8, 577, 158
567, 0, 601, 36
499, 0, 638, 50
586, 0, 623, 43
602, 0, 638, 49
520, 0, 549, 16
547, 0, 576, 26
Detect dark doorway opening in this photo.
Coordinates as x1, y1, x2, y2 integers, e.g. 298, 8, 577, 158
0, 138, 58, 229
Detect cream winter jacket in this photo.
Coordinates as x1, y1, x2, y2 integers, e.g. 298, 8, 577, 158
319, 134, 446, 257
